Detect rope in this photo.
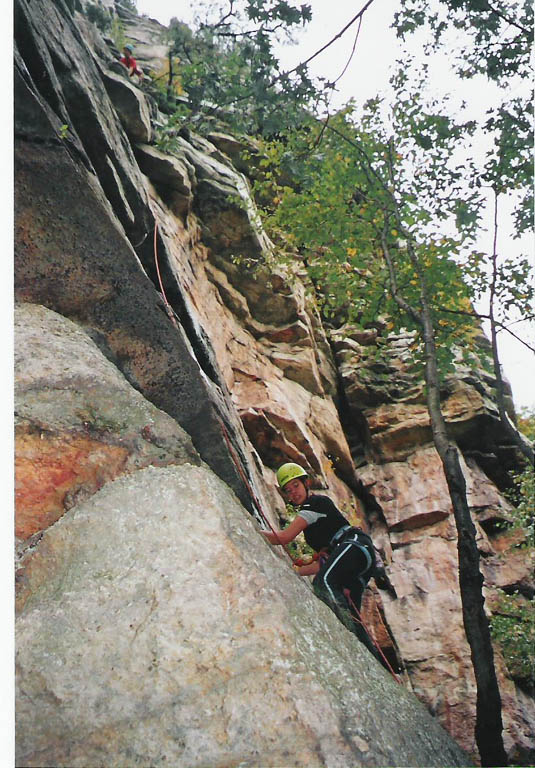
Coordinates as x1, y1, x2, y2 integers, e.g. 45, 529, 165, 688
152, 217, 398, 676
343, 588, 402, 683
153, 218, 178, 329
151, 213, 291, 561
217, 416, 298, 564
218, 419, 401, 679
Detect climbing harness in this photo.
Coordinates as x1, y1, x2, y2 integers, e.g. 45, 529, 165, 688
219, 423, 400, 681
151, 216, 398, 679
329, 524, 352, 547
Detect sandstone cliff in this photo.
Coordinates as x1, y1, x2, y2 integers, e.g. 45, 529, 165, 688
14, 0, 534, 765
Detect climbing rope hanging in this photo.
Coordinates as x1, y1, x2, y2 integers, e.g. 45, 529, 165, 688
344, 589, 402, 683
153, 218, 178, 329
152, 215, 400, 682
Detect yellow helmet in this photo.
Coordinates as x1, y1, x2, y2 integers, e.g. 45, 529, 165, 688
276, 462, 308, 489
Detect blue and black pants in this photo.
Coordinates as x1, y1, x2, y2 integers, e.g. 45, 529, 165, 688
312, 528, 385, 667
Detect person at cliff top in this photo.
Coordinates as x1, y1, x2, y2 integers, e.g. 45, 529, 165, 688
120, 44, 143, 78
263, 462, 387, 668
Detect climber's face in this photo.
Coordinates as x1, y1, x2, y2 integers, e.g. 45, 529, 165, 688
282, 477, 308, 506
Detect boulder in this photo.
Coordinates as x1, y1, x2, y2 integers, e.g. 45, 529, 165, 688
15, 303, 198, 544
102, 70, 153, 143
16, 463, 471, 768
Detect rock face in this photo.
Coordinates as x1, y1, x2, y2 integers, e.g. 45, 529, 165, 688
16, 463, 471, 768
337, 327, 534, 761
14, 0, 533, 765
15, 303, 198, 545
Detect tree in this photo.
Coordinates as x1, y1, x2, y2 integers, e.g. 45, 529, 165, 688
392, 0, 534, 469
163, 0, 319, 135
253, 79, 516, 761
394, 0, 534, 234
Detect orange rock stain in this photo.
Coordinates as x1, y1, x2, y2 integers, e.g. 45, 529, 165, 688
15, 430, 129, 539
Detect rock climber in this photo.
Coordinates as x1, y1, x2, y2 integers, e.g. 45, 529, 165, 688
120, 43, 143, 78
263, 462, 389, 669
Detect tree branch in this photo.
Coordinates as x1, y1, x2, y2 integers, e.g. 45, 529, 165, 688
436, 306, 535, 353
380, 226, 421, 325
202, 0, 236, 32
282, 0, 376, 79
485, 1, 532, 36
206, 0, 377, 111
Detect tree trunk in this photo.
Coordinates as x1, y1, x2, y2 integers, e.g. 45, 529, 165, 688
420, 306, 509, 767
380, 181, 509, 764
166, 50, 174, 106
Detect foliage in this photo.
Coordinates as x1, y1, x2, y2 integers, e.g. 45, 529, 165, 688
161, 1, 325, 136
491, 406, 534, 685
484, 97, 533, 234
110, 15, 127, 52
154, 107, 191, 153
517, 406, 535, 442
505, 463, 535, 542
283, 503, 314, 560
490, 591, 535, 685
253, 81, 486, 379
394, 0, 533, 82
393, 0, 534, 235
85, 3, 112, 32
150, 55, 185, 101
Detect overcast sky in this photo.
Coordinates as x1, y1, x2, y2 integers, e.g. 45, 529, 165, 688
136, 1, 534, 410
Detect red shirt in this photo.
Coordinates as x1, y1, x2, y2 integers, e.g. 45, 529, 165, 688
120, 55, 141, 76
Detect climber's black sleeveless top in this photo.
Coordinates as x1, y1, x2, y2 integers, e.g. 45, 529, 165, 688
297, 494, 349, 552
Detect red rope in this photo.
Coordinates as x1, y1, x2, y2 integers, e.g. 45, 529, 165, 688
219, 417, 402, 678
218, 420, 401, 679
343, 588, 401, 683
153, 219, 178, 328
217, 417, 298, 563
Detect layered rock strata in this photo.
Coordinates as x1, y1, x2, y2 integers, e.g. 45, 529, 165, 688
334, 325, 534, 761
14, 0, 533, 765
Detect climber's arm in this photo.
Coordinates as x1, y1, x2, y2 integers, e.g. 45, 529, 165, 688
262, 515, 308, 545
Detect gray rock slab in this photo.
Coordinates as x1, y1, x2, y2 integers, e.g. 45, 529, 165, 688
15, 302, 198, 469
16, 463, 472, 768
14, 113, 256, 512
16, 0, 152, 243
102, 70, 153, 143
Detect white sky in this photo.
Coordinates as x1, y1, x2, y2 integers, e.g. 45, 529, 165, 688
136, 0, 534, 411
